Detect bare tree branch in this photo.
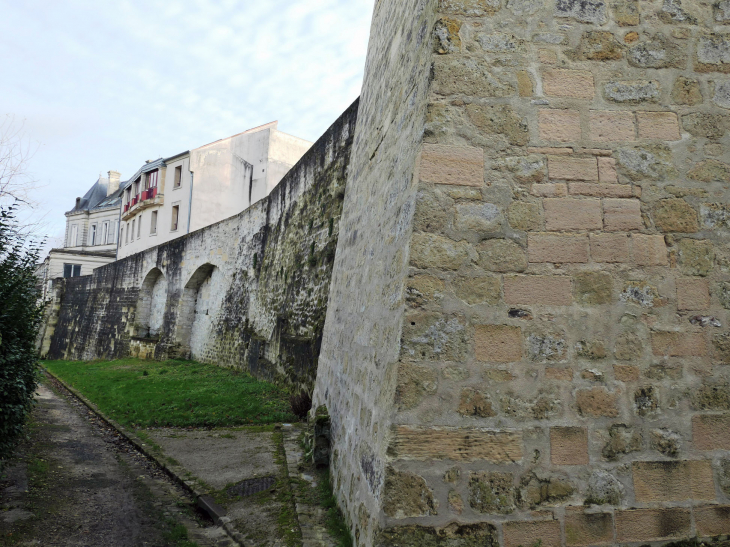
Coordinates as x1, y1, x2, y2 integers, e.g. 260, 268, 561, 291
0, 115, 40, 207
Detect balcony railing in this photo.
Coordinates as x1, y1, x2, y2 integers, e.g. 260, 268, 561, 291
123, 187, 160, 218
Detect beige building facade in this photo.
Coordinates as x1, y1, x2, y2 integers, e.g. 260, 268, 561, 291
117, 122, 311, 259
37, 171, 122, 299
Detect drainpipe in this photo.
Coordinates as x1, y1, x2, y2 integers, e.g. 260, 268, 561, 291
186, 171, 194, 234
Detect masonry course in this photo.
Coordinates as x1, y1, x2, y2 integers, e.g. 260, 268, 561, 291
41, 0, 730, 545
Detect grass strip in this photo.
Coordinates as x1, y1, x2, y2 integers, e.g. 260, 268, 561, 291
43, 358, 296, 428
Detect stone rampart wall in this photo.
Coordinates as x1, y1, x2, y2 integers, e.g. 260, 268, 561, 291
42, 100, 358, 392
314, 0, 730, 545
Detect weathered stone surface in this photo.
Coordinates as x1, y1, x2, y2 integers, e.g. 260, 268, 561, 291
518, 472, 574, 507
376, 523, 498, 547
653, 198, 699, 233
477, 33, 524, 53
651, 428, 681, 457
389, 426, 523, 463
401, 313, 467, 361
475, 324, 523, 363
434, 18, 461, 55
615, 331, 643, 360
507, 202, 542, 231
678, 238, 715, 276
439, 0, 502, 16
628, 34, 687, 69
714, 80, 730, 109
452, 276, 500, 305
605, 80, 660, 103
502, 156, 546, 183
458, 388, 496, 417
574, 272, 613, 305
396, 363, 438, 410
612, 0, 639, 26
455, 202, 501, 233
688, 159, 730, 182
575, 340, 607, 360
697, 33, 730, 73
507, 0, 544, 15
616, 145, 676, 181
586, 470, 624, 504
682, 112, 728, 139
692, 381, 730, 410
543, 69, 595, 99
672, 76, 703, 105
576, 387, 619, 417
717, 0, 730, 22
555, 0, 608, 24
501, 390, 560, 420
701, 203, 730, 230
465, 104, 529, 146
406, 275, 445, 308
620, 283, 660, 307
659, 0, 698, 24
714, 333, 730, 363
469, 472, 515, 513
414, 187, 454, 233
477, 239, 527, 272
420, 144, 485, 187
527, 331, 567, 362
603, 424, 642, 460
635, 386, 659, 415
720, 459, 730, 495
633, 460, 715, 502
411, 233, 471, 270
720, 284, 730, 310
383, 467, 438, 519
433, 57, 514, 97
551, 427, 589, 465
577, 31, 623, 60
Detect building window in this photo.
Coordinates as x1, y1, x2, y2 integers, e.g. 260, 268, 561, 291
174, 166, 182, 188
171, 205, 179, 231
120, 226, 124, 245
151, 211, 158, 235
69, 224, 78, 247
63, 264, 82, 278
131, 219, 135, 241
90, 223, 97, 246
137, 214, 142, 238
102, 221, 109, 245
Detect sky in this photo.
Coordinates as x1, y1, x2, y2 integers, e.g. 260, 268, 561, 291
0, 0, 374, 249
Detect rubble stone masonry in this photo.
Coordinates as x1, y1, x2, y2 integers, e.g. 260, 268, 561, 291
313, 0, 730, 545
41, 0, 730, 544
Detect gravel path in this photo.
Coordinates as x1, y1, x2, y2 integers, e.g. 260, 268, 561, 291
0, 377, 230, 547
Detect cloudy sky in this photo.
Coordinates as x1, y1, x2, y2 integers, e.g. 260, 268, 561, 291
0, 0, 373, 247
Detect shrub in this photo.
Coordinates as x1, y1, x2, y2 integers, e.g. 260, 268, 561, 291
0, 205, 43, 464
290, 391, 312, 420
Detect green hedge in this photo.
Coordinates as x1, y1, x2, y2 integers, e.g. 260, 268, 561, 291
0, 206, 43, 463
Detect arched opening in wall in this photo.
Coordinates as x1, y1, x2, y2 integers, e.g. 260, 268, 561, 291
136, 268, 167, 339
176, 263, 223, 359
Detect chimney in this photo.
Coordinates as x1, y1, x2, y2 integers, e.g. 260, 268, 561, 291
107, 170, 121, 196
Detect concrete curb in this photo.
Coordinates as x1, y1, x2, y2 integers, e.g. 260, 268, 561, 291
41, 367, 246, 547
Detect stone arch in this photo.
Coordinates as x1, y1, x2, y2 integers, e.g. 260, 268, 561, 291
136, 268, 167, 339
176, 263, 222, 358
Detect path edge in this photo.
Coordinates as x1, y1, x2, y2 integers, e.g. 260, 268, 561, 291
40, 366, 247, 546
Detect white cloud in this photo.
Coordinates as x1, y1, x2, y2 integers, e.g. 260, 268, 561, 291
0, 0, 373, 247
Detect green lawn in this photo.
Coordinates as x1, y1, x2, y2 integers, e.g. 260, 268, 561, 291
42, 358, 296, 428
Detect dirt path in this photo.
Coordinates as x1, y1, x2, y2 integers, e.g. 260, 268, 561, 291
0, 377, 230, 547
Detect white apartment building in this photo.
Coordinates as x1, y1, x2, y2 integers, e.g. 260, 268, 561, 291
36, 171, 122, 298
117, 121, 311, 259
